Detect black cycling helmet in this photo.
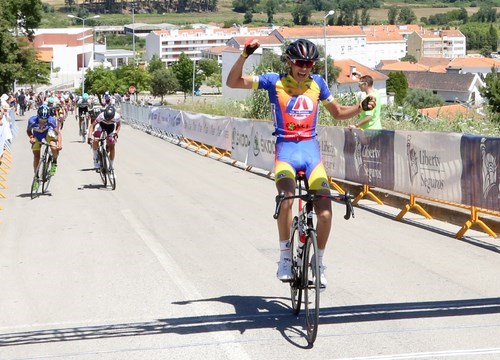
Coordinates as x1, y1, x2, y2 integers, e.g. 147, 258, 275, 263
37, 104, 50, 119
285, 39, 320, 62
103, 106, 115, 121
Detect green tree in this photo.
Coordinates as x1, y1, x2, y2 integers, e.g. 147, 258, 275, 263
16, 47, 50, 87
147, 54, 165, 74
292, 3, 313, 25
386, 71, 408, 105
151, 68, 180, 103
480, 67, 500, 125
232, 0, 259, 13
172, 53, 201, 99
264, 0, 277, 24
470, 5, 497, 23
404, 89, 444, 109
65, 0, 76, 11
243, 10, 253, 24
206, 72, 222, 93
398, 7, 416, 25
488, 24, 498, 52
388, 6, 398, 25
84, 66, 117, 95
400, 54, 417, 63
113, 63, 151, 95
361, 8, 370, 25
0, 0, 47, 93
197, 59, 219, 78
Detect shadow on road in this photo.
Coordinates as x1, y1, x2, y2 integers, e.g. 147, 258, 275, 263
2, 296, 500, 348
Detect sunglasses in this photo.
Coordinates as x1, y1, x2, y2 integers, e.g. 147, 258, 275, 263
358, 82, 367, 86
291, 59, 315, 68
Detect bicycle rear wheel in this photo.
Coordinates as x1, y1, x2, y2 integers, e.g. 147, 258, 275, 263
304, 230, 320, 345
80, 117, 87, 142
289, 217, 302, 315
42, 155, 53, 194
103, 150, 116, 190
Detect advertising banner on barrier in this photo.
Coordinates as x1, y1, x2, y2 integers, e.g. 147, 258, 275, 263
231, 118, 254, 164
460, 135, 500, 211
246, 120, 275, 173
394, 131, 463, 203
182, 112, 232, 150
150, 107, 183, 135
0, 116, 13, 156
344, 129, 395, 190
318, 126, 346, 180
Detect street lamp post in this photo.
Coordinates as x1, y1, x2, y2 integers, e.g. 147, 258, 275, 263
67, 14, 100, 96
131, 3, 136, 66
192, 59, 196, 102
323, 10, 335, 87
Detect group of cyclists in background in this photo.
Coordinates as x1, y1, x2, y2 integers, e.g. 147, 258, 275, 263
26, 90, 122, 192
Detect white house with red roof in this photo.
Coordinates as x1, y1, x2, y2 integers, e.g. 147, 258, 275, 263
145, 26, 276, 65
332, 59, 389, 104
407, 29, 466, 60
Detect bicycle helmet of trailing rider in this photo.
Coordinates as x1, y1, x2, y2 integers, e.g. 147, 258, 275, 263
37, 104, 50, 119
103, 106, 115, 121
82, 93, 89, 100
284, 39, 320, 62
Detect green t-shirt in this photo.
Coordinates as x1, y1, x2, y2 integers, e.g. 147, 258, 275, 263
359, 89, 381, 130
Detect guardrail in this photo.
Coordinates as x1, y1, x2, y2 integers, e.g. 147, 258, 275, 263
121, 102, 500, 239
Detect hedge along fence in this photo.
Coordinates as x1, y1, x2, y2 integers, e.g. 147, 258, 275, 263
121, 102, 500, 239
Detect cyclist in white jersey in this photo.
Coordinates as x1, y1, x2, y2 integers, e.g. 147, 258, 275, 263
88, 106, 121, 170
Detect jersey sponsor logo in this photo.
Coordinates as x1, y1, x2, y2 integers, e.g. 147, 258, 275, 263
286, 95, 314, 121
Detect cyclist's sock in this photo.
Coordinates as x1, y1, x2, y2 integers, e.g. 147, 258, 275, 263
279, 240, 291, 261
317, 249, 325, 266
93, 149, 98, 160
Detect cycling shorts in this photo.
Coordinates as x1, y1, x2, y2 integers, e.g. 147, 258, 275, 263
32, 130, 57, 151
93, 123, 117, 145
274, 138, 330, 191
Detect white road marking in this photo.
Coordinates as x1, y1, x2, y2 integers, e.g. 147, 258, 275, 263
335, 347, 500, 359
121, 208, 252, 360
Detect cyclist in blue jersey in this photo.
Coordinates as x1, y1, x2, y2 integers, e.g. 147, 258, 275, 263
227, 38, 375, 286
27, 104, 62, 182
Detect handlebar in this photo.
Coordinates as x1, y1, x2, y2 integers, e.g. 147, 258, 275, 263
273, 191, 355, 220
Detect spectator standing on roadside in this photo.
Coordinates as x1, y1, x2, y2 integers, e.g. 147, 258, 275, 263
349, 75, 381, 130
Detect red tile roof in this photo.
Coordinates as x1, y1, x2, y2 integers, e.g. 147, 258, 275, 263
334, 59, 388, 84
418, 104, 481, 121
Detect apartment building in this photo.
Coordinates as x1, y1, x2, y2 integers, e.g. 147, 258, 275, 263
407, 29, 466, 61
145, 26, 275, 65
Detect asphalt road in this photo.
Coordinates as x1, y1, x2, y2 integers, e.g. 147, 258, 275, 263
1, 110, 500, 359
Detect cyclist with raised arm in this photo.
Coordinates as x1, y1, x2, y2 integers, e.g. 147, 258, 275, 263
27, 105, 62, 190
88, 105, 121, 170
227, 38, 375, 286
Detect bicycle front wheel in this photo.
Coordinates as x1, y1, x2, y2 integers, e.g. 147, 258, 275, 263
304, 230, 320, 345
104, 150, 116, 190
30, 159, 44, 199
98, 149, 107, 186
289, 217, 302, 315
41, 155, 53, 194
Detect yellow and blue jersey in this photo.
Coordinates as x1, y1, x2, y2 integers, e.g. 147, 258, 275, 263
253, 72, 333, 140
27, 115, 57, 142
253, 72, 332, 190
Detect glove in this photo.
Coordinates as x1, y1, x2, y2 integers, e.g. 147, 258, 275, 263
241, 38, 259, 58
361, 95, 375, 111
